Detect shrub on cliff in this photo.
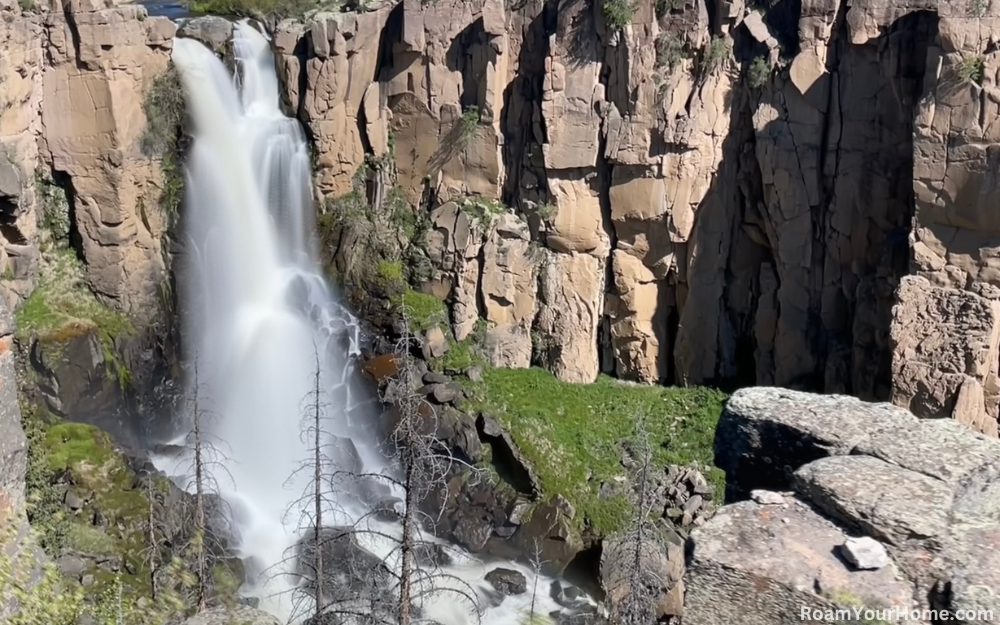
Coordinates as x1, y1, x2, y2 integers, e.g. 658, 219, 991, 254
601, 0, 634, 30
140, 67, 185, 159
748, 55, 772, 88
959, 55, 986, 85
702, 36, 729, 76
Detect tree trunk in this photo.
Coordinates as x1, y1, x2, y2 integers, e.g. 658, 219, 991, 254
193, 363, 207, 611
313, 362, 324, 617
398, 453, 416, 625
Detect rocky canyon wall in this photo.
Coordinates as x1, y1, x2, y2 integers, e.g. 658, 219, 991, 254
284, 0, 1000, 435
0, 0, 179, 445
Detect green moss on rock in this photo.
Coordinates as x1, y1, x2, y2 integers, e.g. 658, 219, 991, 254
465, 367, 727, 534
16, 246, 134, 385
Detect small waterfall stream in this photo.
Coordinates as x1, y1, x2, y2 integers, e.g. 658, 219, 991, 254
166, 21, 568, 625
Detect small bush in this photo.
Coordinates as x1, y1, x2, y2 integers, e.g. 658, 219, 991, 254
656, 33, 687, 70
375, 259, 405, 287
535, 202, 557, 222
703, 36, 730, 75
969, 0, 989, 17
458, 196, 507, 224
748, 55, 772, 88
602, 0, 634, 30
959, 55, 986, 85
35, 173, 70, 243
17, 0, 36, 12
460, 106, 481, 143
140, 66, 185, 159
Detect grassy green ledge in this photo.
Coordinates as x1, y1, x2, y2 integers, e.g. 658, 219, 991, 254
463, 367, 727, 535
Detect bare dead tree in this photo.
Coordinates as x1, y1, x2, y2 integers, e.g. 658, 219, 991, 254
603, 415, 664, 625
383, 308, 487, 625
523, 539, 549, 625
285, 308, 486, 625
266, 310, 485, 625
179, 356, 234, 612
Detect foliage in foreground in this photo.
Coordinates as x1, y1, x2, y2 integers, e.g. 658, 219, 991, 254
464, 367, 727, 534
0, 515, 199, 625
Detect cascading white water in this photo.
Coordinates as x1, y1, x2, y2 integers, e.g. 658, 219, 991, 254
169, 21, 571, 625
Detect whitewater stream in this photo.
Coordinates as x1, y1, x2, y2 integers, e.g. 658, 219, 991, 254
163, 21, 569, 625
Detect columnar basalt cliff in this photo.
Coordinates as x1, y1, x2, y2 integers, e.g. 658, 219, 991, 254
276, 0, 1000, 436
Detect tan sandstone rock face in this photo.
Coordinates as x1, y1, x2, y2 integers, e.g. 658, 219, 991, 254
42, 4, 176, 317
293, 0, 1000, 408
0, 10, 46, 310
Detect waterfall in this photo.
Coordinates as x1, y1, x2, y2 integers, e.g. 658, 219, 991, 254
168, 21, 569, 625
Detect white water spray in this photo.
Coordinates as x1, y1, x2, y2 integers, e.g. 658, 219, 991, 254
169, 22, 571, 624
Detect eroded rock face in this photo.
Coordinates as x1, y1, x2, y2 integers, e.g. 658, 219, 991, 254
891, 275, 1000, 436
43, 4, 176, 318
0, 11, 45, 310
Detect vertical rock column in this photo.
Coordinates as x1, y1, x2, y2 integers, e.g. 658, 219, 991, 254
42, 3, 176, 317
0, 10, 45, 309
894, 1, 1000, 436
533, 0, 610, 383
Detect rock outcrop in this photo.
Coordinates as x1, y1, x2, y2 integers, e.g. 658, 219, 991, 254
43, 3, 176, 317
0, 0, 181, 445
0, 9, 45, 310
688, 387, 1000, 624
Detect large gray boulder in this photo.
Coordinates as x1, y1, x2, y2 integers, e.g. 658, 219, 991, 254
692, 388, 1000, 624
714, 388, 915, 498
181, 607, 281, 625
685, 498, 915, 625
177, 16, 234, 58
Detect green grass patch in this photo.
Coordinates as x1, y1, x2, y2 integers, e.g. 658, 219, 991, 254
376, 260, 405, 286
464, 367, 727, 534
395, 288, 448, 332
23, 408, 153, 595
